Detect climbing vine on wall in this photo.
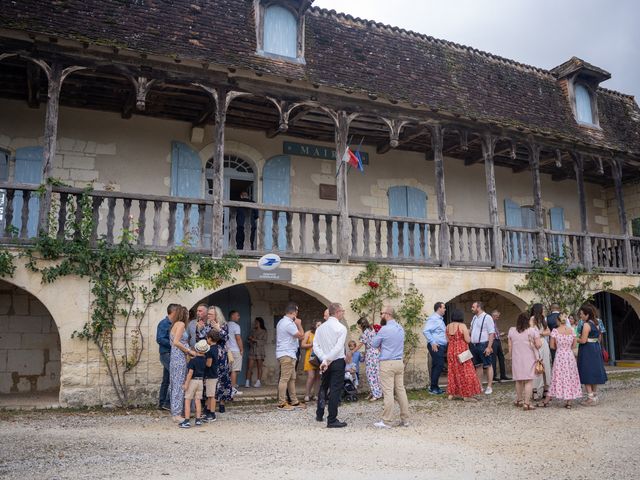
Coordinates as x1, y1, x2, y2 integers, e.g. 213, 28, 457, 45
2, 190, 240, 407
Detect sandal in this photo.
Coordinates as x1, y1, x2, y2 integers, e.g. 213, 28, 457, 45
522, 403, 536, 411
535, 399, 550, 408
514, 400, 524, 407
564, 402, 572, 409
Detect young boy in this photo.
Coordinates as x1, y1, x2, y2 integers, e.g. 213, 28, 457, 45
204, 329, 220, 422
180, 339, 209, 428
348, 340, 362, 385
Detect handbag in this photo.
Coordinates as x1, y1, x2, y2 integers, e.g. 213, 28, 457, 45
529, 331, 544, 375
309, 350, 321, 368
602, 348, 610, 363
457, 349, 473, 364
227, 350, 234, 364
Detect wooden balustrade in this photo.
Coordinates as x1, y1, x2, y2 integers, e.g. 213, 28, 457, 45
349, 213, 440, 264
1, 183, 640, 273
448, 222, 493, 266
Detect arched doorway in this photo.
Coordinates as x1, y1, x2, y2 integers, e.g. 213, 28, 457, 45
0, 279, 60, 407
444, 289, 527, 327
192, 281, 330, 388
592, 291, 640, 364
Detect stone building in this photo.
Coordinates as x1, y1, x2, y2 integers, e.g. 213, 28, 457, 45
0, 0, 639, 406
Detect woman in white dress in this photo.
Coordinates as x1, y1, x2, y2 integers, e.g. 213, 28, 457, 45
530, 303, 552, 406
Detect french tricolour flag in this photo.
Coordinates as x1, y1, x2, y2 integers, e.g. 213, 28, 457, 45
341, 147, 364, 172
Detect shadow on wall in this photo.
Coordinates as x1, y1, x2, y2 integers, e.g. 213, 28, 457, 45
0, 279, 61, 397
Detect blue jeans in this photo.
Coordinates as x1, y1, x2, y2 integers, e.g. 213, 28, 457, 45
159, 352, 171, 407
427, 343, 447, 389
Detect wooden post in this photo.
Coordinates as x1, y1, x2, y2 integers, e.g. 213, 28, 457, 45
37, 64, 63, 234
210, 88, 227, 258
334, 111, 350, 263
432, 125, 450, 267
529, 142, 547, 259
612, 158, 633, 273
482, 133, 502, 269
571, 152, 593, 270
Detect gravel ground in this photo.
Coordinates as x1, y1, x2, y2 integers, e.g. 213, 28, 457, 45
1, 372, 639, 480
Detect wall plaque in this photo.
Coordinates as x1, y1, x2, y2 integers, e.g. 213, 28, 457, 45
246, 266, 292, 282
319, 184, 337, 201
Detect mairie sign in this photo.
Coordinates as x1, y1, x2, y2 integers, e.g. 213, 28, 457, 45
284, 141, 369, 164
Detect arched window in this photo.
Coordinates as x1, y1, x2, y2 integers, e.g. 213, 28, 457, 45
575, 84, 594, 124
263, 5, 298, 58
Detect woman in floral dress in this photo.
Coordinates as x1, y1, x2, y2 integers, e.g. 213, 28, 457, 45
208, 306, 233, 412
356, 317, 382, 401
549, 313, 583, 408
446, 309, 481, 401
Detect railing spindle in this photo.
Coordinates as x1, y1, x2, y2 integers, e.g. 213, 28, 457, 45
167, 201, 176, 247
138, 200, 147, 246
57, 192, 68, 240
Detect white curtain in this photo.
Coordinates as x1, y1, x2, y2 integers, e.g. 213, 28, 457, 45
264, 5, 297, 58
575, 84, 593, 124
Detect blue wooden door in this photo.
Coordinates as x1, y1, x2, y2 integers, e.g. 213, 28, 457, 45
504, 198, 523, 263
388, 186, 427, 257
549, 207, 565, 257
171, 142, 202, 246
206, 284, 252, 384
262, 156, 290, 251
14, 146, 43, 237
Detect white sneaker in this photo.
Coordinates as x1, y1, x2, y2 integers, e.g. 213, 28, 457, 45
484, 387, 493, 395
245, 380, 250, 388
374, 421, 391, 429
254, 380, 262, 388
232, 388, 243, 396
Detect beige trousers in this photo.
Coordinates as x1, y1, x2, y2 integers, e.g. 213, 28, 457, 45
278, 356, 297, 405
379, 359, 410, 424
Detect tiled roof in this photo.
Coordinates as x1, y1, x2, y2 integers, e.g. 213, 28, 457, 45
1, 0, 639, 154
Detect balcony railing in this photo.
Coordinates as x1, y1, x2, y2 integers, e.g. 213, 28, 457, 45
1, 183, 639, 274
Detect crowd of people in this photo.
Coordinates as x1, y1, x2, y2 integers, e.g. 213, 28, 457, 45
156, 297, 610, 429
424, 300, 609, 409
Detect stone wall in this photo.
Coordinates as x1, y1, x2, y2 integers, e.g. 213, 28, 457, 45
0, 280, 60, 394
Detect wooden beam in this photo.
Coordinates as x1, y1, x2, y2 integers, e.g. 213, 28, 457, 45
432, 124, 450, 267
377, 128, 427, 154
529, 142, 547, 259
465, 146, 511, 166
335, 111, 350, 263
612, 158, 628, 234
26, 62, 41, 108
482, 134, 502, 269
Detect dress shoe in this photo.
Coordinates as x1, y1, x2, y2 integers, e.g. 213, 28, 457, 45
327, 420, 347, 428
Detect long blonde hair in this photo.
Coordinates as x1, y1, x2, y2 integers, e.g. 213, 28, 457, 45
214, 306, 226, 326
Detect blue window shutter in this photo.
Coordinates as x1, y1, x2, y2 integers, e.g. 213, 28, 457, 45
388, 186, 408, 257
520, 206, 537, 229
263, 5, 297, 58
504, 199, 522, 263
262, 156, 291, 251
549, 207, 565, 257
575, 84, 593, 124
170, 142, 202, 246
13, 146, 43, 237
406, 187, 427, 258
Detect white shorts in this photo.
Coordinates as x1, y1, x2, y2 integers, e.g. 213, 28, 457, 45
230, 351, 243, 372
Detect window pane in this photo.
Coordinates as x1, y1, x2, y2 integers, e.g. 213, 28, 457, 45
264, 5, 297, 58
575, 84, 594, 124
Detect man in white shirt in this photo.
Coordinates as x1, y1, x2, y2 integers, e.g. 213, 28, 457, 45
227, 310, 244, 395
276, 302, 304, 410
313, 302, 348, 428
470, 301, 496, 395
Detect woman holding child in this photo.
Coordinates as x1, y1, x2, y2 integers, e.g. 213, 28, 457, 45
169, 305, 195, 421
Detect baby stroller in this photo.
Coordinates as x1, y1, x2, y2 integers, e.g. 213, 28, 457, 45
342, 372, 358, 402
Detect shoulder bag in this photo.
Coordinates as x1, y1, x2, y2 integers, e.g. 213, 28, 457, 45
455, 325, 473, 364
528, 330, 544, 375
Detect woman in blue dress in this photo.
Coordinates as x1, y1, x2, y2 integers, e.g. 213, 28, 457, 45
169, 305, 195, 421
208, 306, 233, 412
577, 304, 608, 405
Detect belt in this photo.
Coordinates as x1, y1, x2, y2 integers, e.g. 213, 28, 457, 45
192, 377, 204, 380
586, 339, 599, 343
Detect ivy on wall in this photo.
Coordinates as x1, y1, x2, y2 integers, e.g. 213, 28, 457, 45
0, 190, 240, 406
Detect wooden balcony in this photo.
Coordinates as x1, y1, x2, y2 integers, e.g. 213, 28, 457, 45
0, 183, 638, 274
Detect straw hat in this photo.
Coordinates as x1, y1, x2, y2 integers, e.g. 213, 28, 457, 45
194, 339, 210, 354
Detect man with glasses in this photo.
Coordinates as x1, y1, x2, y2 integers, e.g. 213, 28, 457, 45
313, 302, 348, 428
371, 306, 410, 428
276, 302, 304, 410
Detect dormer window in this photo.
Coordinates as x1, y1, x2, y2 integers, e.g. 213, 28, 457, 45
550, 57, 610, 129
255, 1, 313, 63
575, 84, 595, 125
264, 5, 297, 58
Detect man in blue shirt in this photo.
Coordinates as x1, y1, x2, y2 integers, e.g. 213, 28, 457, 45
423, 302, 447, 395
371, 306, 409, 429
156, 303, 178, 410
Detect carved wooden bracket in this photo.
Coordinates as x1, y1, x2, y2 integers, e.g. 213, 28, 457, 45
131, 76, 156, 111
555, 149, 562, 168
380, 118, 410, 148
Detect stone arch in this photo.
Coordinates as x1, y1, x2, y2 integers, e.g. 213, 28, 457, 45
444, 288, 529, 327
0, 278, 61, 405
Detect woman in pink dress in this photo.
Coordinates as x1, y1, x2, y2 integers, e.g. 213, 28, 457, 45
549, 312, 583, 408
508, 311, 542, 411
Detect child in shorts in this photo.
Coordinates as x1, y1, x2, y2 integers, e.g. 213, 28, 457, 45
179, 340, 209, 428
204, 329, 220, 422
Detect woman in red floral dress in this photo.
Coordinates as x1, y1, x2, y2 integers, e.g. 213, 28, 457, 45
446, 309, 482, 401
